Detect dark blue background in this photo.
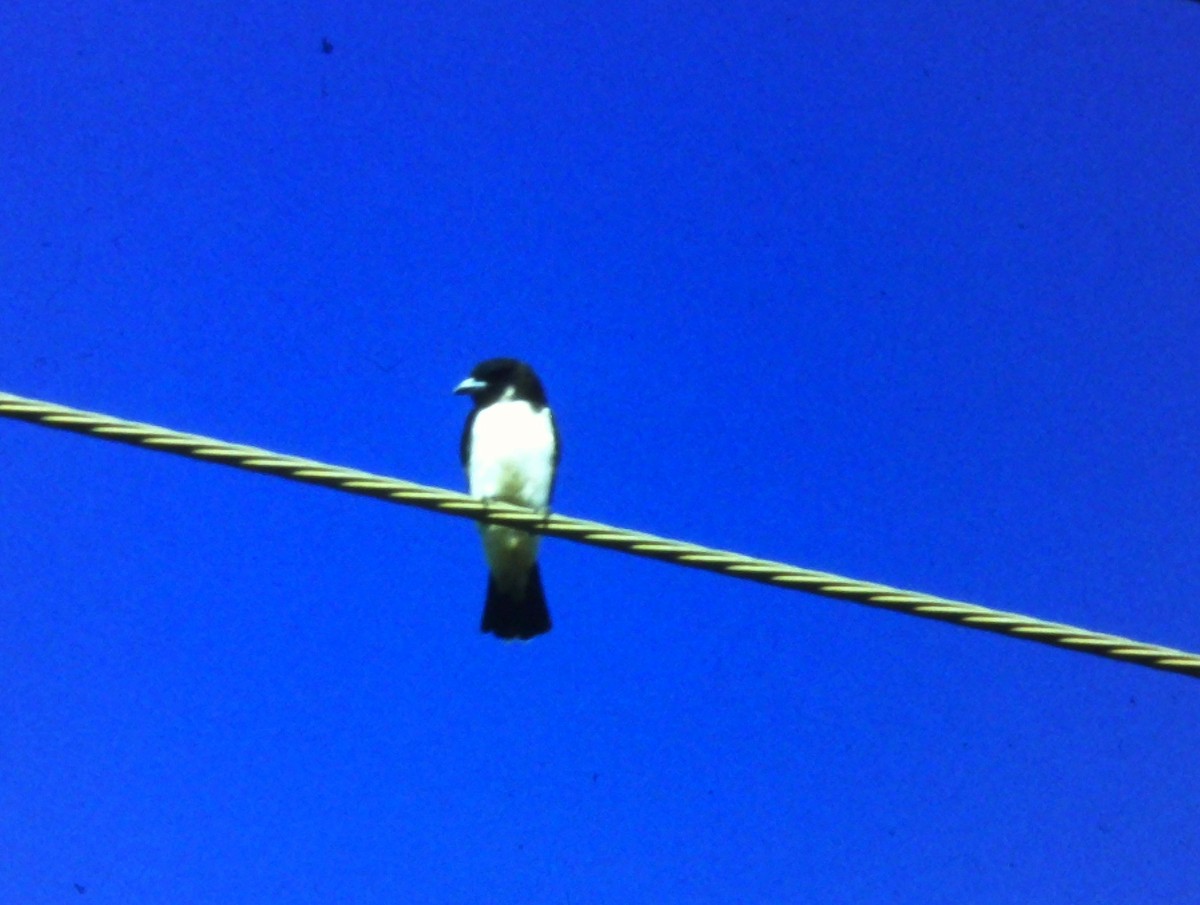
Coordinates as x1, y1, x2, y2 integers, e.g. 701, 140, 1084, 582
3, 2, 1198, 902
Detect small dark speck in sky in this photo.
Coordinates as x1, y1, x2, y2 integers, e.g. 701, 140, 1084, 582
321, 37, 334, 54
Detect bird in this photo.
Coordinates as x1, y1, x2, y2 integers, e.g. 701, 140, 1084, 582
454, 358, 559, 640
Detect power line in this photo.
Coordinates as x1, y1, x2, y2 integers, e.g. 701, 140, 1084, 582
2, 389, 1197, 679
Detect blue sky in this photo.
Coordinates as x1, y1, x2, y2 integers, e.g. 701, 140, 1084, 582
3, 2, 1199, 902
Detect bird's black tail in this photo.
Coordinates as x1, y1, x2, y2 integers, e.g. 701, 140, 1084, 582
481, 565, 552, 640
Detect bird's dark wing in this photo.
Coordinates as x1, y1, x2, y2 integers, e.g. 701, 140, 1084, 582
460, 408, 478, 468
549, 409, 562, 502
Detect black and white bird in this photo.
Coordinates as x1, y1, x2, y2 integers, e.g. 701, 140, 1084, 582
454, 358, 559, 640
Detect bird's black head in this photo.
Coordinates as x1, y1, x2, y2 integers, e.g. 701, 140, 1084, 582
454, 358, 549, 409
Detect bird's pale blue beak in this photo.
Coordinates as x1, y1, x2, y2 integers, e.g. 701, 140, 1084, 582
454, 377, 487, 395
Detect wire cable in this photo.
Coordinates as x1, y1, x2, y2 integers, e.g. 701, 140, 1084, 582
2, 389, 1197, 679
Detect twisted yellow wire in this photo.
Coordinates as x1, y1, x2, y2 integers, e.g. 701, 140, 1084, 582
2, 390, 1196, 679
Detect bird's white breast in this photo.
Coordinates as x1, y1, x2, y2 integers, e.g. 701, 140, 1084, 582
466, 400, 556, 509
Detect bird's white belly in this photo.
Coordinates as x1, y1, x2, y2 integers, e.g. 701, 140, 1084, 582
466, 399, 555, 589
466, 401, 556, 509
